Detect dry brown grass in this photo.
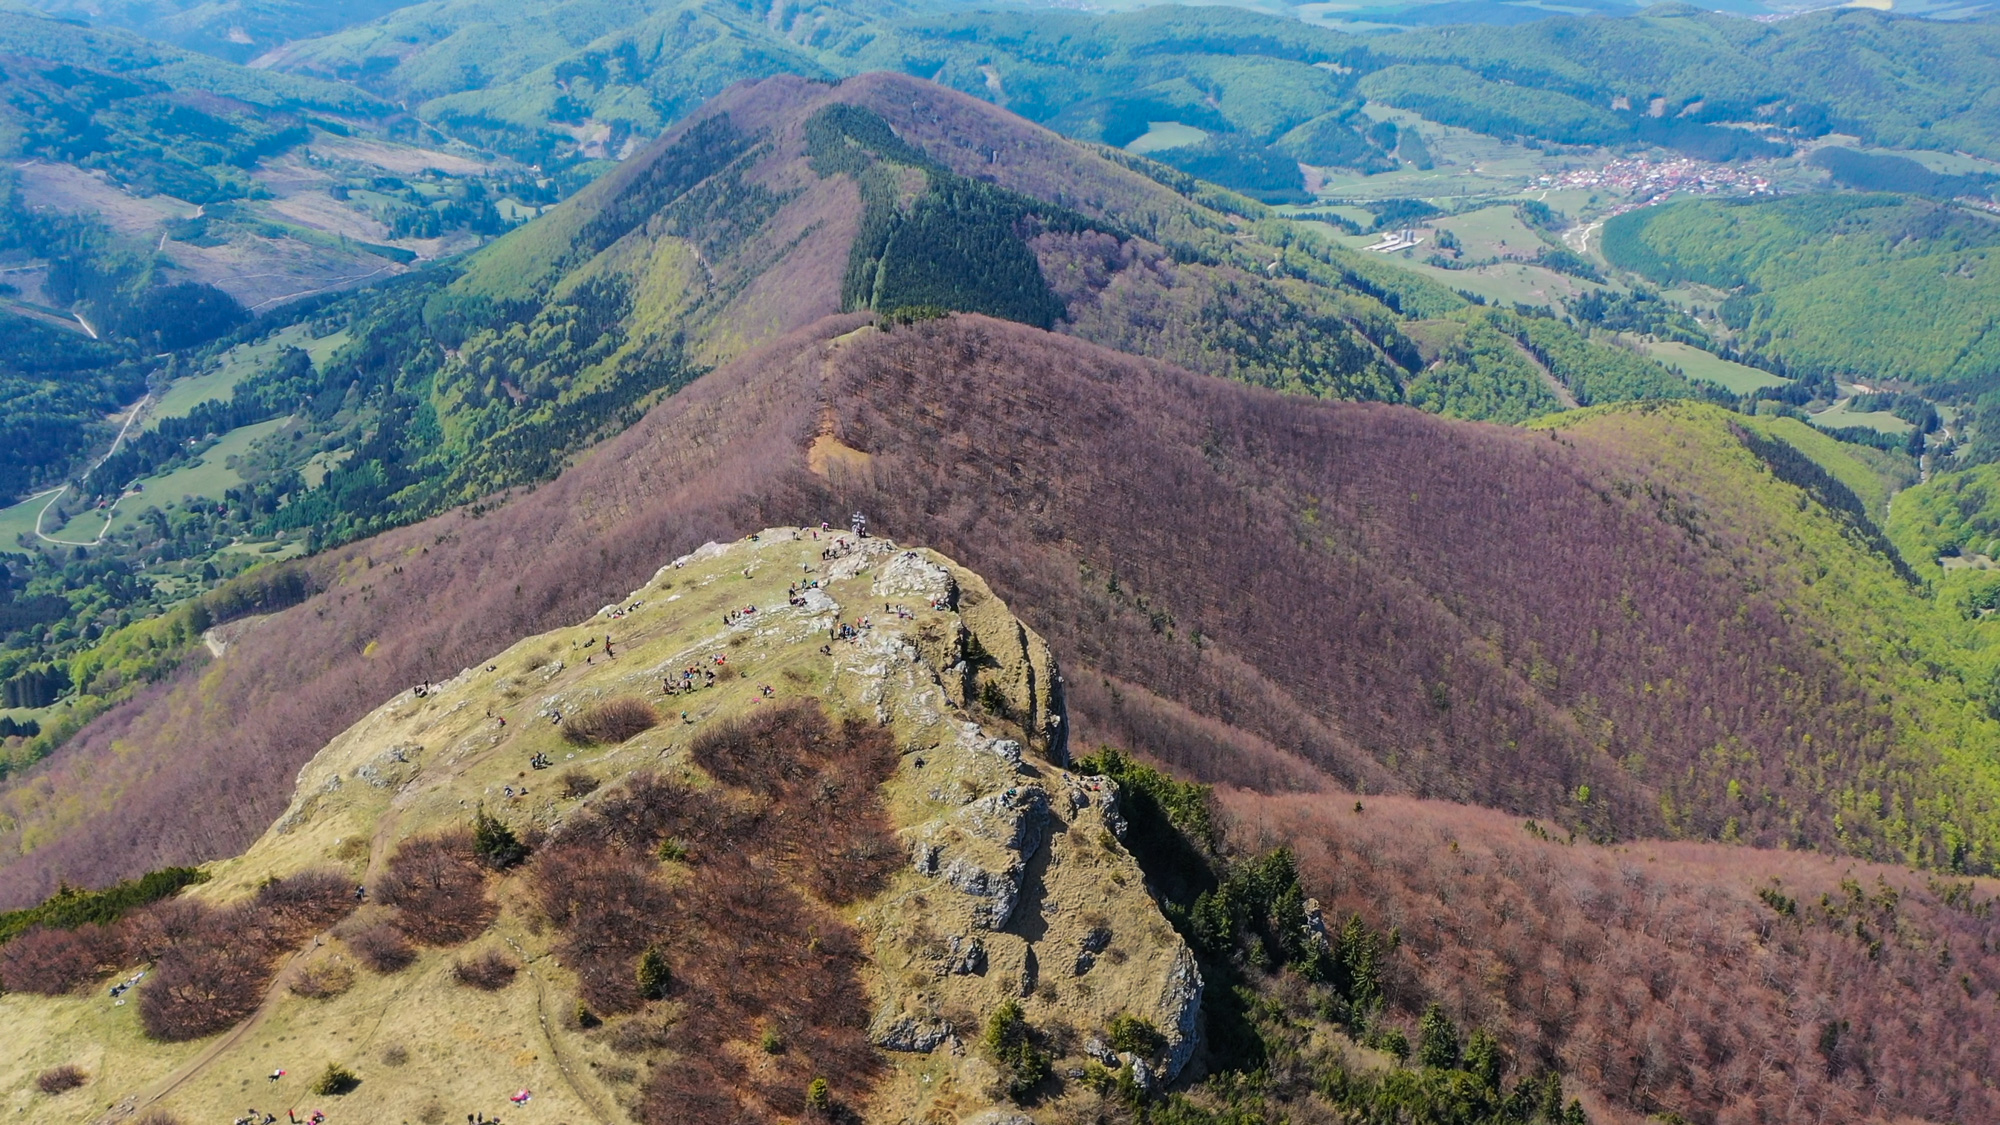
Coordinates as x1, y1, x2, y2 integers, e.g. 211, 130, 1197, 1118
561, 698, 661, 745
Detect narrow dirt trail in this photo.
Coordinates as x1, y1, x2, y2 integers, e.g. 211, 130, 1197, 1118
119, 812, 400, 1120
499, 926, 616, 1125
114, 931, 330, 1122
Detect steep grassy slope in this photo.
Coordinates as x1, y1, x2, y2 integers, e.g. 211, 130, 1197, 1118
1, 531, 1200, 1124
5, 313, 1993, 910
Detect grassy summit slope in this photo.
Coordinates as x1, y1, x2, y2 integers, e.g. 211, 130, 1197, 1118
2, 529, 1196, 1124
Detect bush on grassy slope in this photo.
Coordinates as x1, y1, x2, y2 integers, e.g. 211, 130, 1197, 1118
529, 702, 894, 1124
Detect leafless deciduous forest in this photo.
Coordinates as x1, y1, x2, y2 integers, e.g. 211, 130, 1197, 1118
0, 314, 1932, 905
1226, 789, 2000, 1124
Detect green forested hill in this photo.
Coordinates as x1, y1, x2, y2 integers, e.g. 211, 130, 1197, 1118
1602, 192, 2000, 386
0, 72, 1706, 786
1368, 6, 2000, 160
270, 1, 2000, 165
270, 1, 1388, 191
15, 0, 419, 64
0, 8, 388, 200
1559, 403, 2000, 871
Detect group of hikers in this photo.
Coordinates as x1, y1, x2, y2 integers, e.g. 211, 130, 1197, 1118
234, 1109, 319, 1125
665, 656, 726, 695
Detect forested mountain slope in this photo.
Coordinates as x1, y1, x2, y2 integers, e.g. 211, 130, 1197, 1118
4, 311, 1992, 909
1602, 192, 2000, 386
0, 7, 388, 202
124, 68, 1622, 553
0, 69, 1708, 828
15, 0, 420, 64
1367, 5, 2000, 160
1216, 786, 2000, 1124
260, 0, 2000, 175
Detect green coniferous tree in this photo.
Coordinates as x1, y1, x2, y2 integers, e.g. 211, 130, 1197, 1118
637, 946, 672, 1000
472, 806, 528, 869
1417, 1004, 1462, 1070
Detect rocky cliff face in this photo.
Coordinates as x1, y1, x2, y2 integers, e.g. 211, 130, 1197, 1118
3, 530, 1197, 1124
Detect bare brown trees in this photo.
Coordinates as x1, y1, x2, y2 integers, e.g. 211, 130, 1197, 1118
527, 702, 894, 1124
561, 698, 661, 745
3, 867, 353, 1045
1235, 789, 2000, 1125
452, 950, 518, 991
374, 830, 497, 945
0, 923, 125, 995
138, 869, 354, 1041
343, 923, 416, 973
35, 1065, 86, 1094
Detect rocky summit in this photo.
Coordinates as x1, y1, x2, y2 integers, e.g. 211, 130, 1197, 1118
1, 529, 1199, 1124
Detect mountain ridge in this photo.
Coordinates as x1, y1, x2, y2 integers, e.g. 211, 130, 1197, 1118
4, 308, 1992, 910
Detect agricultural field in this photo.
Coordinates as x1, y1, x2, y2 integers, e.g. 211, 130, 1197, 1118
0, 492, 53, 551
1634, 340, 1787, 394
1404, 259, 1598, 308
47, 420, 288, 542
1811, 399, 1914, 434
298, 449, 353, 489
146, 327, 346, 428
1312, 104, 1608, 206
1430, 204, 1551, 259
1125, 122, 1210, 155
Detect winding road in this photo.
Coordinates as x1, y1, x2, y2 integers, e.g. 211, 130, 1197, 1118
34, 392, 151, 548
